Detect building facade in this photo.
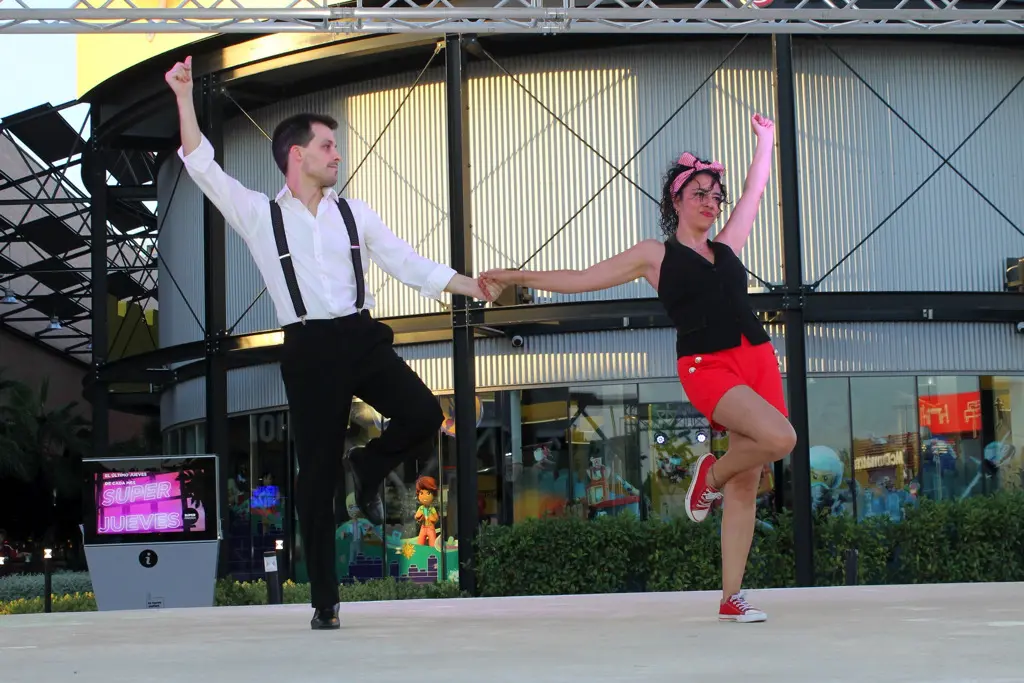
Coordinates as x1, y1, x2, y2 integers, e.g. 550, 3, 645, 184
149, 36, 1024, 584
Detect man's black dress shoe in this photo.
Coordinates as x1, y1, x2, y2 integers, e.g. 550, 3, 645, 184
344, 446, 385, 526
311, 603, 340, 630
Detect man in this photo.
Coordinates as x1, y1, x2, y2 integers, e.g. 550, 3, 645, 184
165, 56, 500, 630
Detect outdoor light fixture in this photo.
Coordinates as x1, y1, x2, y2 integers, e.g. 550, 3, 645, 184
48, 316, 61, 330
696, 431, 708, 444
275, 540, 284, 551
0, 557, 5, 566
0, 287, 15, 304
44, 548, 52, 559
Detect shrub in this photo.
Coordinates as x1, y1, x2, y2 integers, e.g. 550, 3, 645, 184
0, 571, 93, 602
475, 491, 1024, 596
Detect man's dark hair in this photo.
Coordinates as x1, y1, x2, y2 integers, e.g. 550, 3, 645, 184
271, 113, 339, 175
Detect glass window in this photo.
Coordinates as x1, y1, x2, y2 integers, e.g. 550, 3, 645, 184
224, 416, 254, 579
917, 376, 983, 500
251, 411, 288, 576
979, 376, 1024, 495
807, 377, 855, 517
183, 424, 197, 455
509, 387, 571, 522
568, 384, 642, 521
850, 376, 919, 521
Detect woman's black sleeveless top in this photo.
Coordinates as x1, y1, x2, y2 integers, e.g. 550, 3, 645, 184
655, 237, 770, 358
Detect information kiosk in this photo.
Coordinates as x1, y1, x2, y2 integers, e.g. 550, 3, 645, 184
81, 454, 221, 611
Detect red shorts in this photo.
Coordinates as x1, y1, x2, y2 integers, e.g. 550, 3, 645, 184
677, 335, 788, 432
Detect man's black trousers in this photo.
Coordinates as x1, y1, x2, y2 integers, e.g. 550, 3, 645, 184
279, 311, 443, 610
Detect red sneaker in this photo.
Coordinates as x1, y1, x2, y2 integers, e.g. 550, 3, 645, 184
719, 591, 767, 623
684, 453, 722, 522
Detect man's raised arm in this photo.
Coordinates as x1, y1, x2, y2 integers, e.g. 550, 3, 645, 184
165, 56, 263, 241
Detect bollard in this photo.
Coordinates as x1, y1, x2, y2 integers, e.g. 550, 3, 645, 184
274, 539, 286, 583
264, 550, 282, 605
844, 548, 859, 586
43, 548, 53, 613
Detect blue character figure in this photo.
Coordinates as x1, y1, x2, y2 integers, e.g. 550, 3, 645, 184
961, 434, 1017, 499
809, 445, 849, 516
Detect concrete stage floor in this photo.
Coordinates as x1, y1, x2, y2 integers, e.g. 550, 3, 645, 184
2, 582, 1023, 682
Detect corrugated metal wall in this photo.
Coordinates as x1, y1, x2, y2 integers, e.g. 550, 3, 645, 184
806, 323, 1024, 375
795, 39, 1024, 292
213, 39, 780, 336
160, 375, 206, 429
156, 154, 205, 348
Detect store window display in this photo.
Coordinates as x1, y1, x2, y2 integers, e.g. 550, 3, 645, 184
806, 377, 855, 518
979, 376, 1024, 493
567, 384, 642, 521
850, 376, 920, 521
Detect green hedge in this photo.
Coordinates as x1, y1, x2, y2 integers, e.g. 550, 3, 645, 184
474, 491, 1024, 596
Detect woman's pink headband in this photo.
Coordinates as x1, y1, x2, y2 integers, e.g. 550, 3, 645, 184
670, 152, 725, 196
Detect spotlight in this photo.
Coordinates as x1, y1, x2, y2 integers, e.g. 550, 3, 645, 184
696, 431, 708, 444
654, 432, 667, 445
0, 288, 15, 305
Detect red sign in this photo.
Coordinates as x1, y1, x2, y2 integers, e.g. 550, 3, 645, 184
918, 392, 981, 434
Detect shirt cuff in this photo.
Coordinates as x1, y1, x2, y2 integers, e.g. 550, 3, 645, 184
422, 263, 458, 300
177, 134, 215, 173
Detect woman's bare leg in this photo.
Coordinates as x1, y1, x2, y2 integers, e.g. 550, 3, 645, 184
707, 385, 795, 490
719, 439, 762, 601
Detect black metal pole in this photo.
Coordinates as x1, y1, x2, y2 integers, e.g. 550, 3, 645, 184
43, 548, 52, 613
264, 549, 282, 604
446, 33, 479, 596
773, 35, 814, 588
200, 74, 230, 576
88, 105, 109, 460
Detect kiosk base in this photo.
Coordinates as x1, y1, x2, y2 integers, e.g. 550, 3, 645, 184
83, 540, 220, 611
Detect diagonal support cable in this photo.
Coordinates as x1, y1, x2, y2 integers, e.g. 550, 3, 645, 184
477, 37, 770, 288
516, 35, 750, 270
226, 40, 445, 334
812, 72, 1024, 288
339, 40, 444, 195
820, 39, 1024, 240
473, 41, 660, 206
148, 163, 207, 333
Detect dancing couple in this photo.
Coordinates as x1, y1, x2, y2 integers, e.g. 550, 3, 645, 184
168, 49, 791, 627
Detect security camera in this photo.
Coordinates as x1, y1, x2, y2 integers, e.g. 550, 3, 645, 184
1016, 322, 1024, 335
511, 335, 524, 348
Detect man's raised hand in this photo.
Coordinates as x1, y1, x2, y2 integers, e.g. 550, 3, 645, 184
165, 56, 193, 99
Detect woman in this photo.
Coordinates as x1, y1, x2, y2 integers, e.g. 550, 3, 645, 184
479, 113, 795, 623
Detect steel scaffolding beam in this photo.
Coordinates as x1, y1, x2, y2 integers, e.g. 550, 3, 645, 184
1, 0, 1023, 34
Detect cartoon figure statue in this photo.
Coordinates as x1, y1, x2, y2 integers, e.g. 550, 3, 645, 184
414, 476, 439, 547
585, 456, 609, 506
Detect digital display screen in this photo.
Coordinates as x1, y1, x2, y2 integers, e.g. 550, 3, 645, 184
96, 470, 206, 535
82, 456, 218, 545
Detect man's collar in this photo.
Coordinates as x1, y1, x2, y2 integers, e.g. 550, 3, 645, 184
275, 184, 340, 202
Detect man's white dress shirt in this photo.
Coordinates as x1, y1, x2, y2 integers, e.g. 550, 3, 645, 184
178, 135, 457, 327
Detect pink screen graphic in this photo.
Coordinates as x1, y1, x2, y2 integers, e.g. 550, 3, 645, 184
96, 471, 206, 534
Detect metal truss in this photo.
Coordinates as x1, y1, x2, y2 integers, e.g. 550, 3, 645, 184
0, 100, 159, 364
1, 0, 1023, 35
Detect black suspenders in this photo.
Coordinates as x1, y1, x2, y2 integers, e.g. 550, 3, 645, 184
269, 197, 365, 324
